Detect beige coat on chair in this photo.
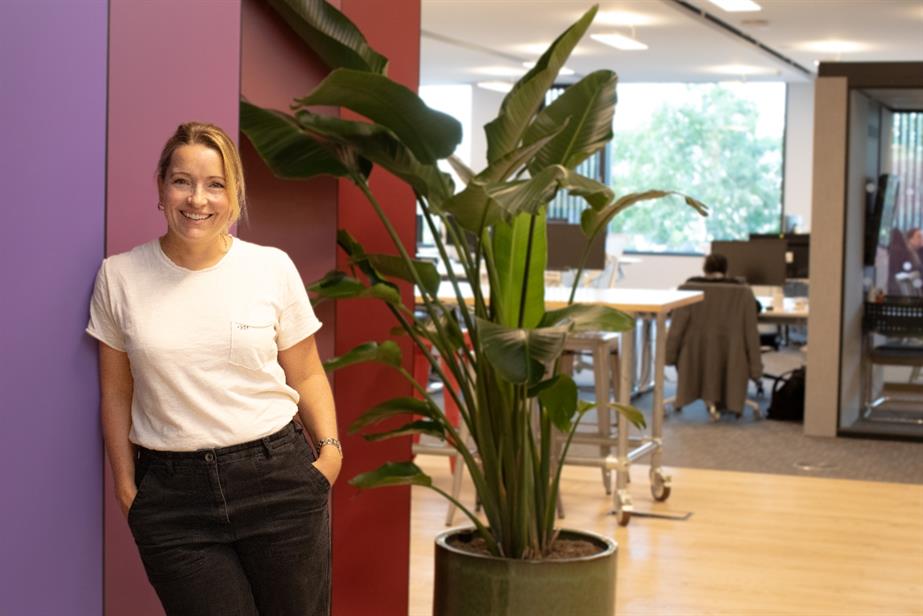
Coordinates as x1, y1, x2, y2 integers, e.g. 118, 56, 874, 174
665, 282, 763, 413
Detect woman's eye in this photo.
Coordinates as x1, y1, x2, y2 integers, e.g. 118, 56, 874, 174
173, 178, 189, 186
210, 182, 225, 189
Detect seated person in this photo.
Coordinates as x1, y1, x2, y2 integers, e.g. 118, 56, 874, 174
887, 228, 923, 295
666, 253, 764, 421
686, 253, 763, 315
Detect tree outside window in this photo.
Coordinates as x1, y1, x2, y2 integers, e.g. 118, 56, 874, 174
610, 83, 785, 253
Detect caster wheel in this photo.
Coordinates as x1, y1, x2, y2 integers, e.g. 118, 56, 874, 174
616, 509, 631, 526
650, 468, 672, 502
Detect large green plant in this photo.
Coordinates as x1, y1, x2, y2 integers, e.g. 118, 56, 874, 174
242, 0, 706, 559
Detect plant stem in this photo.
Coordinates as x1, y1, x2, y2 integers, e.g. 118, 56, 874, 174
353, 176, 477, 416
517, 214, 538, 328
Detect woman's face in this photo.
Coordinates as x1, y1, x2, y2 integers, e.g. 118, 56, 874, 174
909, 230, 923, 250
159, 144, 231, 247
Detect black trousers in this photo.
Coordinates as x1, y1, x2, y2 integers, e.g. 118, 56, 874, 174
128, 422, 330, 616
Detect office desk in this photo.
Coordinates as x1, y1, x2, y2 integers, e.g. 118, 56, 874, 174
758, 297, 809, 324
418, 282, 703, 523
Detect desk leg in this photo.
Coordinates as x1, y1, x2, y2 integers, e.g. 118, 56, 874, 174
651, 313, 666, 470
594, 340, 612, 495
615, 320, 634, 524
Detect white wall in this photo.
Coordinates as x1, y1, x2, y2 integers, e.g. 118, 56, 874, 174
784, 83, 815, 232
618, 254, 702, 289
469, 86, 506, 173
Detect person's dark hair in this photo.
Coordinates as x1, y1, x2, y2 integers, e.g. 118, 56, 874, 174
703, 253, 728, 275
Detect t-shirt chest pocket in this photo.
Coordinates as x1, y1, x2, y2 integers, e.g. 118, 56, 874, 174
229, 318, 277, 370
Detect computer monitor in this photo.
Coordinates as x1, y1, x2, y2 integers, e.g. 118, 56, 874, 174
750, 233, 810, 279
547, 221, 606, 270
710, 238, 787, 286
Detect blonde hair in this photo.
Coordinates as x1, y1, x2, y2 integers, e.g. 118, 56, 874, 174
156, 122, 246, 226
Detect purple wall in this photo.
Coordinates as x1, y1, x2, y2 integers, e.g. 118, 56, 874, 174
0, 2, 108, 614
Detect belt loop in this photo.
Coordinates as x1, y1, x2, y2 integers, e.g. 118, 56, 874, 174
166, 459, 174, 475
261, 437, 273, 458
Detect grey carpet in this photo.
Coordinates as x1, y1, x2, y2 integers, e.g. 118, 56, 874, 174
571, 349, 923, 485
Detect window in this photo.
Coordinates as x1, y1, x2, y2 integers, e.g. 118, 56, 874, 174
608, 82, 786, 253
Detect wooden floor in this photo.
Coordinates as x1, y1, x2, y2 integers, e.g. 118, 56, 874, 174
408, 455, 923, 615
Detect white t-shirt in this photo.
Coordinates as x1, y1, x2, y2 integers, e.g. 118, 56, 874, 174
86, 237, 322, 451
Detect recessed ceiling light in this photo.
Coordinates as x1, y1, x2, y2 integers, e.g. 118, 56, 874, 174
476, 81, 514, 94
799, 40, 868, 54
707, 0, 762, 11
474, 66, 527, 77
596, 10, 657, 27
590, 33, 648, 51
522, 61, 575, 76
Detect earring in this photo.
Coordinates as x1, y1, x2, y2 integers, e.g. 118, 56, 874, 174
157, 202, 164, 211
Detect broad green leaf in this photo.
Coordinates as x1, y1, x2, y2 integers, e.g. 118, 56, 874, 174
294, 69, 462, 164
363, 419, 445, 442
322, 340, 402, 373
488, 171, 561, 217
350, 461, 432, 489
489, 166, 613, 217
307, 271, 401, 305
540, 303, 634, 333
350, 397, 442, 433
613, 403, 647, 430
484, 6, 597, 163
240, 101, 355, 179
524, 70, 618, 172
294, 110, 453, 206
447, 155, 475, 185
476, 123, 566, 184
580, 190, 709, 246
334, 229, 439, 296
477, 318, 568, 384
439, 181, 507, 233
368, 254, 440, 297
492, 213, 547, 329
531, 374, 579, 432
265, 0, 387, 73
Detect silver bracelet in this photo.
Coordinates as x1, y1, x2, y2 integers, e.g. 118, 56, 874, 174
316, 437, 343, 458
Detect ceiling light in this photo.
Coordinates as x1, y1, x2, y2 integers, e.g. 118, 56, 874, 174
706, 0, 762, 11
596, 10, 657, 27
590, 33, 648, 51
799, 40, 868, 54
476, 81, 514, 94
522, 61, 575, 76
474, 66, 527, 77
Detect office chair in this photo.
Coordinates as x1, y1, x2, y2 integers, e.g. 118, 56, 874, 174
664, 281, 764, 421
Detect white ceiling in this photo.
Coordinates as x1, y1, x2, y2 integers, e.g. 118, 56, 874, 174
420, 0, 923, 85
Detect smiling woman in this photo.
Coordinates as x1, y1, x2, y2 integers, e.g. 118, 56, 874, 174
155, 123, 244, 270
85, 122, 341, 616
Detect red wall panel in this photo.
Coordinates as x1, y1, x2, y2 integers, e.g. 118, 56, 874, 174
105, 1, 241, 614
241, 1, 420, 614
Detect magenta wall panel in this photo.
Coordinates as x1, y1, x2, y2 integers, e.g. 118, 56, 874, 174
105, 2, 241, 614
0, 1, 107, 614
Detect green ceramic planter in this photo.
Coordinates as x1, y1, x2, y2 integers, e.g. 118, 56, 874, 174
433, 528, 617, 616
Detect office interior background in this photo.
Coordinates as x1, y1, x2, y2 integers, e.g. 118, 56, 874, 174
1, 0, 921, 614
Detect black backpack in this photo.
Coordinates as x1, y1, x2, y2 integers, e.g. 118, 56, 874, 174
767, 367, 805, 422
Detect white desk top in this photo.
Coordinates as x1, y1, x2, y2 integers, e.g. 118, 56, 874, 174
421, 281, 703, 314
757, 297, 809, 321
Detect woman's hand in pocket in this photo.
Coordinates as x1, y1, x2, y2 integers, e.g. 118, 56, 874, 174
118, 483, 138, 518
312, 448, 342, 486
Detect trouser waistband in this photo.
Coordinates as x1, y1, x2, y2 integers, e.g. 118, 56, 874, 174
136, 421, 299, 462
